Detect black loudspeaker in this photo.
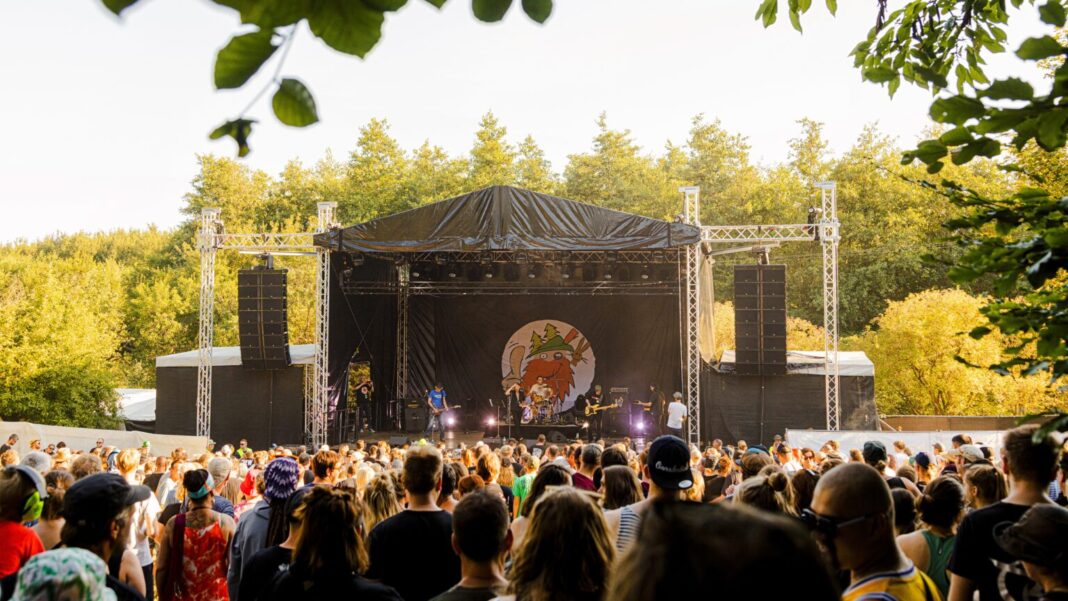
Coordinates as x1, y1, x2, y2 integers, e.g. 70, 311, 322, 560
609, 387, 629, 406
547, 430, 570, 444
388, 435, 409, 446
238, 268, 291, 370
605, 409, 631, 437
734, 264, 787, 376
404, 401, 426, 433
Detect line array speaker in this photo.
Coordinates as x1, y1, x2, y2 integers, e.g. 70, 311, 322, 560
734, 264, 787, 375
238, 268, 292, 370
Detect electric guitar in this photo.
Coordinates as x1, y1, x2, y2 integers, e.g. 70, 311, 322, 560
584, 402, 614, 416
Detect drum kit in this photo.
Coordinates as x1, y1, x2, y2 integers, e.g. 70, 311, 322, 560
520, 393, 559, 424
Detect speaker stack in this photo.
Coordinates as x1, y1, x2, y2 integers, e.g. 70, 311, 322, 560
734, 265, 787, 376
404, 400, 427, 433
238, 268, 291, 370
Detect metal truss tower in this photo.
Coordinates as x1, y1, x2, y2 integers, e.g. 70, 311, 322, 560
680, 187, 702, 445
312, 202, 337, 448
195, 208, 221, 438
395, 264, 410, 401
816, 183, 841, 430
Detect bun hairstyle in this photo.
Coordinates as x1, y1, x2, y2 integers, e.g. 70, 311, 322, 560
766, 470, 789, 493
916, 476, 965, 529
182, 469, 212, 501
735, 467, 795, 516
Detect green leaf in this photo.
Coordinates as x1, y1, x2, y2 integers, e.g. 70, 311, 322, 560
969, 326, 992, 339
1039, 1, 1067, 26
1036, 108, 1068, 150
473, 0, 513, 22
521, 0, 551, 23
911, 139, 949, 165
888, 75, 901, 97
208, 118, 256, 157
213, 30, 278, 90
424, 0, 447, 6
929, 95, 986, 124
306, 1, 385, 58
914, 66, 949, 89
788, 6, 803, 32
982, 77, 1035, 101
825, 0, 836, 14
363, 0, 408, 10
940, 127, 973, 146
101, 0, 139, 16
755, 0, 778, 27
863, 66, 897, 83
1016, 35, 1065, 60
212, 0, 308, 28
272, 78, 319, 127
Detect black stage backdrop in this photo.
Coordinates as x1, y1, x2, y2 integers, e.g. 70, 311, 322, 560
408, 295, 681, 413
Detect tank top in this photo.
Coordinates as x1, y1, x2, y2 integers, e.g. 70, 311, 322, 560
177, 519, 230, 601
616, 505, 641, 552
921, 529, 955, 599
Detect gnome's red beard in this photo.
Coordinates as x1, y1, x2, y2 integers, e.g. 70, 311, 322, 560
522, 357, 575, 402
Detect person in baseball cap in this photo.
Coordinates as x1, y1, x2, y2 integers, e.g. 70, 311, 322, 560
58, 473, 151, 601
994, 504, 1068, 596
646, 435, 694, 491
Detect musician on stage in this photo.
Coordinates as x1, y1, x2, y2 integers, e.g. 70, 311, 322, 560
355, 379, 374, 433
504, 382, 525, 426
579, 384, 606, 440
636, 383, 667, 436
425, 382, 450, 442
528, 376, 555, 418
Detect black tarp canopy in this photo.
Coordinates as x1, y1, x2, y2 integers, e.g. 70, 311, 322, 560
314, 185, 700, 253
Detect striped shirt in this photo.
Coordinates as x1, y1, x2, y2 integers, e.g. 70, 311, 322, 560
616, 505, 641, 552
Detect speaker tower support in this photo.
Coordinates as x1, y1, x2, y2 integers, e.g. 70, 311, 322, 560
196, 208, 221, 438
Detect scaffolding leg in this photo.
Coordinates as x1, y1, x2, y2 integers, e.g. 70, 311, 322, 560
818, 182, 841, 430
395, 264, 410, 402
313, 202, 337, 448
680, 187, 702, 445
196, 208, 220, 439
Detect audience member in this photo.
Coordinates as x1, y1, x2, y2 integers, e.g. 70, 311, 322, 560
963, 463, 1007, 510
505, 487, 613, 601
431, 490, 511, 601
510, 464, 571, 553
227, 457, 299, 600
263, 487, 402, 601
156, 469, 235, 601
605, 436, 692, 552
897, 476, 965, 598
809, 463, 939, 600
600, 466, 642, 511
367, 444, 459, 601
992, 504, 1068, 601
0, 466, 46, 579
948, 424, 1061, 601
572, 445, 601, 492
238, 487, 309, 601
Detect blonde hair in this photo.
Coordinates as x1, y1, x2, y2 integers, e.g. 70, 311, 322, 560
364, 472, 402, 530
115, 448, 140, 475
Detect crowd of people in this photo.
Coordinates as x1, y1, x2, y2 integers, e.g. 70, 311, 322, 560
0, 425, 1065, 601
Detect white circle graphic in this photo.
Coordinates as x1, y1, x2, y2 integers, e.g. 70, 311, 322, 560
500, 319, 595, 412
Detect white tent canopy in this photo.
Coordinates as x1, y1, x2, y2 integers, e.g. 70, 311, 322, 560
718, 350, 874, 377
155, 344, 315, 368
116, 388, 156, 422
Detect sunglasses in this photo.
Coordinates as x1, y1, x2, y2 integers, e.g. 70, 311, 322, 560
801, 509, 879, 538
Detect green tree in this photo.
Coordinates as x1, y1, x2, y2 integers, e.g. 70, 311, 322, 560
409, 141, 469, 205
467, 112, 518, 189
341, 118, 411, 223
513, 135, 557, 193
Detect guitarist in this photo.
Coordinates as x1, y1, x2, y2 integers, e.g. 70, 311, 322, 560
425, 382, 450, 442
636, 384, 667, 436
580, 384, 607, 440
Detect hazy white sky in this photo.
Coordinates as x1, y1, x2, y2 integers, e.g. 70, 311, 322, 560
0, 1, 1046, 242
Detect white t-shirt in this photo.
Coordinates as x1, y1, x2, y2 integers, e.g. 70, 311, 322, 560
666, 401, 687, 429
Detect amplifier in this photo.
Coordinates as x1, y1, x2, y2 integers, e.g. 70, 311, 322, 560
609, 387, 629, 406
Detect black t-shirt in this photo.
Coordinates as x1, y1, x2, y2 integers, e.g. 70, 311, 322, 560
367, 510, 460, 601
703, 475, 728, 501
239, 545, 291, 601
263, 569, 402, 601
429, 584, 503, 601
949, 502, 1043, 601
0, 444, 11, 455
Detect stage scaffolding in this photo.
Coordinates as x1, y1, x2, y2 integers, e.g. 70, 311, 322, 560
194, 184, 841, 447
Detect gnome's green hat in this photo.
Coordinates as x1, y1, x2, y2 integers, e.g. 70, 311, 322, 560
527, 323, 574, 358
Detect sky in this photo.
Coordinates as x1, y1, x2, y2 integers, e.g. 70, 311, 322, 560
0, 1, 1048, 242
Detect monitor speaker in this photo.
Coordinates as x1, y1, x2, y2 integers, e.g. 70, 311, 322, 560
404, 404, 426, 433
238, 268, 291, 370
734, 264, 787, 375
388, 435, 409, 446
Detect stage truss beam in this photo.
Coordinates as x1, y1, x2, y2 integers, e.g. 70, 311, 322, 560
681, 187, 702, 446
195, 209, 221, 438
313, 202, 337, 448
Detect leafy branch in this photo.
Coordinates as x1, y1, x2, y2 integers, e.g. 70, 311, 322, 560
100, 0, 555, 156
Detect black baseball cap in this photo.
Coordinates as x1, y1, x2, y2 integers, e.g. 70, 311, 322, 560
647, 435, 693, 490
862, 441, 888, 464
62, 473, 152, 526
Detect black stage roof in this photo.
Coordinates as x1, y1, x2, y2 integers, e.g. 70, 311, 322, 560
314, 185, 700, 253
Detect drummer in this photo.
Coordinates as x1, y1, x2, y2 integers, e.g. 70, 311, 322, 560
528, 376, 556, 418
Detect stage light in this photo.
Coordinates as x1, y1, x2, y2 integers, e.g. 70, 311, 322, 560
446, 263, 458, 278
527, 264, 543, 279
446, 416, 457, 427
582, 421, 590, 429
485, 416, 497, 426
635, 420, 646, 432
640, 265, 651, 280
350, 253, 365, 267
